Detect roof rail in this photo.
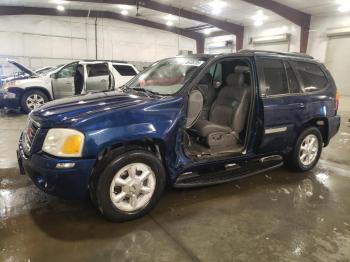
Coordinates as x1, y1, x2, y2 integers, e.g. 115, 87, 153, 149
238, 49, 314, 59
81, 59, 127, 63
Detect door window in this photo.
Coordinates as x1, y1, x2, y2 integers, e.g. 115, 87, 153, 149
56, 63, 77, 78
285, 61, 301, 93
113, 65, 137, 76
259, 58, 288, 96
87, 64, 109, 77
291, 61, 328, 92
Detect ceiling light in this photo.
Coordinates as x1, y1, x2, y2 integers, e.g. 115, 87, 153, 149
117, 4, 132, 10
252, 10, 267, 21
254, 20, 263, 27
212, 8, 222, 15
57, 5, 65, 11
121, 10, 128, 15
338, 4, 350, 13
208, 0, 226, 9
166, 21, 174, 26
164, 14, 177, 21
204, 28, 211, 35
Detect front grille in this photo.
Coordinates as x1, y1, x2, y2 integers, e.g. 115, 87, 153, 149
23, 118, 40, 154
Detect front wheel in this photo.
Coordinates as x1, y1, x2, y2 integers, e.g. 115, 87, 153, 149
95, 150, 166, 222
287, 127, 323, 172
21, 90, 48, 113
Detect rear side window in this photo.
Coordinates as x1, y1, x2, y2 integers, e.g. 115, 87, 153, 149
291, 61, 328, 92
285, 61, 301, 93
259, 58, 288, 96
113, 65, 137, 76
87, 64, 109, 77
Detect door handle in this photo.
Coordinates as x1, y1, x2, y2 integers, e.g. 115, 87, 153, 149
297, 103, 305, 109
101, 79, 107, 82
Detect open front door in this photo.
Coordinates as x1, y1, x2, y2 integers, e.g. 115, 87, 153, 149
51, 62, 78, 99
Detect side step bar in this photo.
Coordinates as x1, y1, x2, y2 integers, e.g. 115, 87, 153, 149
174, 155, 283, 188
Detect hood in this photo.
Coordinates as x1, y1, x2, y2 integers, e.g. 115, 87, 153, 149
31, 91, 165, 126
8, 59, 38, 77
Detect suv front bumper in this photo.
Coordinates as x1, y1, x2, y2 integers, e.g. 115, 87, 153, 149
18, 136, 96, 199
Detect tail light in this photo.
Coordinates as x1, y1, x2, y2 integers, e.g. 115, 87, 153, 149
336, 91, 340, 112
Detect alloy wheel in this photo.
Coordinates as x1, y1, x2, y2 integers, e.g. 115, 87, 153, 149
299, 134, 319, 166
109, 163, 156, 212
26, 94, 45, 110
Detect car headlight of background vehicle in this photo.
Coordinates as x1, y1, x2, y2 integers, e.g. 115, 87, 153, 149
42, 128, 85, 157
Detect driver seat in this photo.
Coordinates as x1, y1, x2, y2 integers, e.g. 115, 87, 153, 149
192, 72, 250, 148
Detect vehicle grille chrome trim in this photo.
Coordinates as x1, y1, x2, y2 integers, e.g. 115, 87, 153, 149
22, 118, 40, 154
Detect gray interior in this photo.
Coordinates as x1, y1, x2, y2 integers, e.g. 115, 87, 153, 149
185, 62, 251, 157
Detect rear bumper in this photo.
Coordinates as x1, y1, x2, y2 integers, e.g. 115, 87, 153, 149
18, 137, 96, 199
3, 90, 21, 110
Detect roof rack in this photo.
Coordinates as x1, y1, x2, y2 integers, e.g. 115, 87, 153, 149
81, 59, 127, 63
238, 49, 314, 59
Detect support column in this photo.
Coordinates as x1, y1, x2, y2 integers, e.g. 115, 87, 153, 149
196, 38, 205, 54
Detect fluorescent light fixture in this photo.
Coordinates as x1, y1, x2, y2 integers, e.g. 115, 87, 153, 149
252, 10, 267, 27
166, 20, 174, 26
121, 9, 128, 15
52, 0, 65, 4
57, 5, 65, 11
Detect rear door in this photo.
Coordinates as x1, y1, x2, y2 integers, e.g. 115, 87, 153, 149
51, 62, 77, 99
257, 57, 305, 154
85, 63, 111, 92
112, 64, 138, 87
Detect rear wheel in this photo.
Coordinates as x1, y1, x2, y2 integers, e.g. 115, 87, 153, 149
287, 127, 322, 172
21, 90, 48, 113
95, 150, 166, 222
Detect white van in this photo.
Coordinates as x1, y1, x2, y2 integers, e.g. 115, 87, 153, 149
2, 60, 138, 113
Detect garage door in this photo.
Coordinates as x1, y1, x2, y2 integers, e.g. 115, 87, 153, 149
253, 42, 290, 52
325, 36, 350, 96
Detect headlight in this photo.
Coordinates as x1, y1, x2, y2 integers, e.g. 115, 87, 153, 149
3, 81, 16, 89
42, 128, 85, 157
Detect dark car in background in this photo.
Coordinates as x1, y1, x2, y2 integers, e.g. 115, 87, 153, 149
17, 50, 340, 222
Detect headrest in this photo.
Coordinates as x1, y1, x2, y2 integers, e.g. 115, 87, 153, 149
226, 73, 244, 87
235, 66, 250, 73
199, 73, 213, 85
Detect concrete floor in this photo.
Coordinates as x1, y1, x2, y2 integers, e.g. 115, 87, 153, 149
1, 97, 350, 262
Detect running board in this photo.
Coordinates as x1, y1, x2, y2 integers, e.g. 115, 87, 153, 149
174, 157, 283, 188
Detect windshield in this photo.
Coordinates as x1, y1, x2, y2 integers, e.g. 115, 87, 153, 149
127, 57, 206, 95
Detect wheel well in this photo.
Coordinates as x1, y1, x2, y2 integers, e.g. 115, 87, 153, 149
299, 118, 329, 145
24, 87, 52, 101
96, 139, 166, 167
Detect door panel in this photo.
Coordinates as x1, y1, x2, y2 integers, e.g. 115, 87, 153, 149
52, 62, 77, 99
86, 63, 110, 92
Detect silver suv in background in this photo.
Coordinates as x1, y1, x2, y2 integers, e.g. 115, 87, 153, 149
2, 60, 139, 113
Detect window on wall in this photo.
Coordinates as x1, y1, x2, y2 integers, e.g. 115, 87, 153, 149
259, 58, 288, 96
285, 61, 301, 93
291, 61, 328, 92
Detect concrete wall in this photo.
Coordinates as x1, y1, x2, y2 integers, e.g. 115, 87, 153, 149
0, 15, 196, 71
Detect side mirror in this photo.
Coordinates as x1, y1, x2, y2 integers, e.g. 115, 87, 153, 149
214, 81, 222, 88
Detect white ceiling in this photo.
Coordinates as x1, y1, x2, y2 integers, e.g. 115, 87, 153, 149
0, 0, 348, 31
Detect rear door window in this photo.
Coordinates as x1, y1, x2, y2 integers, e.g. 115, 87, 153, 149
259, 58, 288, 96
87, 64, 109, 77
113, 65, 137, 76
291, 61, 328, 92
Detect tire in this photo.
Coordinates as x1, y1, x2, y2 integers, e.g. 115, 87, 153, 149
287, 127, 323, 172
21, 90, 49, 114
95, 150, 166, 222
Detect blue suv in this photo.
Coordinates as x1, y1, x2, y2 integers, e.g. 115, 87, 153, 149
17, 50, 341, 221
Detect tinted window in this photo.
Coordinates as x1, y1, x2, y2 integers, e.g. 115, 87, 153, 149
87, 64, 109, 77
285, 61, 300, 93
291, 61, 328, 92
113, 65, 137, 76
57, 63, 77, 78
209, 63, 222, 83
260, 59, 288, 96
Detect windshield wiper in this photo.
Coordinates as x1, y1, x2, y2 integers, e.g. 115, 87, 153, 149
132, 87, 162, 96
